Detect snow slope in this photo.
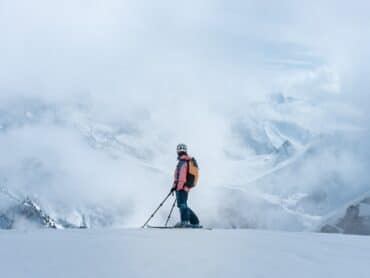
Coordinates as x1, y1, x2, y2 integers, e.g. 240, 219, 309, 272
0, 228, 369, 278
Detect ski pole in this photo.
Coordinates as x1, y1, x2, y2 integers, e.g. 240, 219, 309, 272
142, 191, 172, 228
165, 199, 177, 227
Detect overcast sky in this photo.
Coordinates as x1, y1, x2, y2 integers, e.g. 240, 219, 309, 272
1, 1, 369, 105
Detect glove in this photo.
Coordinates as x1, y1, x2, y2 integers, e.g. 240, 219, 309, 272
170, 187, 176, 193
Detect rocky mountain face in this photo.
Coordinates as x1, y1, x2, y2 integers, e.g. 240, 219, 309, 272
320, 195, 370, 235
0, 186, 86, 229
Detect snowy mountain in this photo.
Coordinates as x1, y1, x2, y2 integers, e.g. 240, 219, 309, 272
0, 185, 88, 229
0, 93, 369, 234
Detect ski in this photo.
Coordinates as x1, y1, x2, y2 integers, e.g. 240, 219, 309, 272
145, 225, 211, 230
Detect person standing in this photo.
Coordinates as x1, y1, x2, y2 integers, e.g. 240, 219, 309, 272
171, 144, 200, 228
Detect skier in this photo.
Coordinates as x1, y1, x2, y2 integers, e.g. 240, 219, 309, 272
171, 144, 200, 228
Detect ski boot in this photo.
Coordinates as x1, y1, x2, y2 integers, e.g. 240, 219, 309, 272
174, 221, 189, 228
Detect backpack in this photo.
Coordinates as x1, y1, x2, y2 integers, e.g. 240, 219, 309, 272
185, 158, 199, 188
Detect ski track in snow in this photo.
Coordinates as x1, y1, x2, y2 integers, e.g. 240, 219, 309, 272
0, 228, 368, 278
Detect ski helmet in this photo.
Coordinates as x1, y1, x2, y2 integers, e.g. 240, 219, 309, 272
176, 143, 187, 153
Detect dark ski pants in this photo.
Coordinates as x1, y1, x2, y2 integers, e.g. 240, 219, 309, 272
176, 190, 199, 225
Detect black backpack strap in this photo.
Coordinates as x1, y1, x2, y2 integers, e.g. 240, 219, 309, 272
186, 159, 190, 180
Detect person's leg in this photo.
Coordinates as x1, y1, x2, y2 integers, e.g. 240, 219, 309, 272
176, 190, 189, 223
188, 208, 199, 225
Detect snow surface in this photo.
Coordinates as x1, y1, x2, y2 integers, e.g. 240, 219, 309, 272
0, 229, 369, 278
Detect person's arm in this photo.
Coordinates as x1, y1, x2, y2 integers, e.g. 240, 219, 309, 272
177, 160, 188, 190
171, 166, 178, 192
